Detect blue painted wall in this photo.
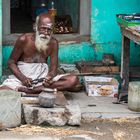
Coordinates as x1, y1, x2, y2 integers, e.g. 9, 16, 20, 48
2, 42, 95, 68
90, 0, 140, 66
91, 0, 140, 43
2, 46, 13, 69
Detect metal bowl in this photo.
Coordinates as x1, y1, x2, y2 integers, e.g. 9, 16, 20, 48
38, 92, 56, 108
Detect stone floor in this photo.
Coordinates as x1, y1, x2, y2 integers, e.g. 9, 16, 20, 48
65, 91, 140, 122
22, 91, 140, 124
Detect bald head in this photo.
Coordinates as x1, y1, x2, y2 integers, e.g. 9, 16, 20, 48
36, 13, 54, 26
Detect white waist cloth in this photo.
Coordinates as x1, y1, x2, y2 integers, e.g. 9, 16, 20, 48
2, 61, 68, 90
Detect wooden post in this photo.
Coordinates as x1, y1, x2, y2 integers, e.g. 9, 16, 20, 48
121, 35, 130, 91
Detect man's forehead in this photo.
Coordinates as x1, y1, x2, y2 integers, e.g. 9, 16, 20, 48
39, 15, 53, 23
39, 23, 53, 28
39, 18, 53, 26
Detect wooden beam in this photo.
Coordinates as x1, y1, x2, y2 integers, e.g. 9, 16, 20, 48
121, 35, 130, 91
80, 66, 120, 74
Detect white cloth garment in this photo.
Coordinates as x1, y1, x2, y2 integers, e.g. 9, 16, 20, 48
2, 61, 68, 90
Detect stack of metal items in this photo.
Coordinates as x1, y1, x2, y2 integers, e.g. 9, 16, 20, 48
54, 15, 73, 34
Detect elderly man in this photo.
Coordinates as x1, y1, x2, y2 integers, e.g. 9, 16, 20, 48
0, 13, 79, 94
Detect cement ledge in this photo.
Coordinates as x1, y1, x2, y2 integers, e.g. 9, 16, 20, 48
81, 112, 140, 123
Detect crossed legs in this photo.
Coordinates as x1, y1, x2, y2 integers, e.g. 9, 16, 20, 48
18, 75, 79, 94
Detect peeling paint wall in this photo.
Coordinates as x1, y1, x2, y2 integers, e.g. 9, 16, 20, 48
2, 0, 140, 71
2, 42, 95, 68
91, 0, 140, 43
58, 42, 94, 64
90, 0, 140, 66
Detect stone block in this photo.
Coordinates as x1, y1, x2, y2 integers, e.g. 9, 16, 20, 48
21, 97, 39, 104
23, 104, 67, 126
65, 101, 81, 126
0, 90, 21, 129
22, 100, 81, 126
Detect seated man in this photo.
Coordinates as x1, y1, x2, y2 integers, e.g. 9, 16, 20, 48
0, 13, 79, 94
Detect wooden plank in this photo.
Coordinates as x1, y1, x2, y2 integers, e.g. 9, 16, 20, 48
119, 25, 140, 94
121, 35, 130, 91
80, 66, 119, 74
121, 26, 140, 45
130, 66, 140, 71
129, 67, 140, 78
130, 72, 140, 78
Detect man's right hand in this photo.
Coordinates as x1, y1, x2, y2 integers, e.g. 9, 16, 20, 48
21, 77, 32, 87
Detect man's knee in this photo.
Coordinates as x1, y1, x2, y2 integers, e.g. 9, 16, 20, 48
0, 86, 12, 90
69, 75, 79, 86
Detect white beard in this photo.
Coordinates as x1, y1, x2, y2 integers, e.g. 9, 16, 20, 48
35, 30, 51, 52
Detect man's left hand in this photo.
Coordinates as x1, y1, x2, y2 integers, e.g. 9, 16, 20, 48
43, 75, 54, 87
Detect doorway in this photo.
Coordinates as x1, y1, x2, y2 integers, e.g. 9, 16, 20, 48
2, 0, 90, 39
10, 0, 79, 33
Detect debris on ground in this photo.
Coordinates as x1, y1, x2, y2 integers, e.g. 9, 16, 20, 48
7, 124, 104, 137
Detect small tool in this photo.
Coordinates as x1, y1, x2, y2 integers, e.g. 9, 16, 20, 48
43, 88, 57, 93
31, 78, 45, 85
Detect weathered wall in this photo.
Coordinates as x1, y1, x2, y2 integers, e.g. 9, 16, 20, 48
2, 0, 140, 72
91, 0, 140, 43
90, 0, 140, 66
2, 42, 95, 68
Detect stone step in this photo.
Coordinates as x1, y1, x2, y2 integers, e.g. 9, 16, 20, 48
23, 100, 81, 126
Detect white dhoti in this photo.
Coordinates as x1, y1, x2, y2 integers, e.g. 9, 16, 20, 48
1, 61, 68, 90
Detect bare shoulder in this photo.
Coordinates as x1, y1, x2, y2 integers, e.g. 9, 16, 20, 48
48, 37, 58, 55
16, 33, 33, 43
50, 37, 58, 48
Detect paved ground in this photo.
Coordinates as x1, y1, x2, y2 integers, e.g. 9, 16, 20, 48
0, 119, 140, 140
21, 91, 140, 121
65, 91, 140, 121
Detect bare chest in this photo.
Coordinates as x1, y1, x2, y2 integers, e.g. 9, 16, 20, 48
22, 43, 51, 63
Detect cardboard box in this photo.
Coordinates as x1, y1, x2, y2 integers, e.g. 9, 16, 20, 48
84, 76, 119, 97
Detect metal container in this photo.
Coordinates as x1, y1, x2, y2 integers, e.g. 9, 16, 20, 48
38, 92, 56, 108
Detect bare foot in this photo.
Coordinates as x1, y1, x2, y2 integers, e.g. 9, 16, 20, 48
18, 87, 31, 94
18, 85, 44, 94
